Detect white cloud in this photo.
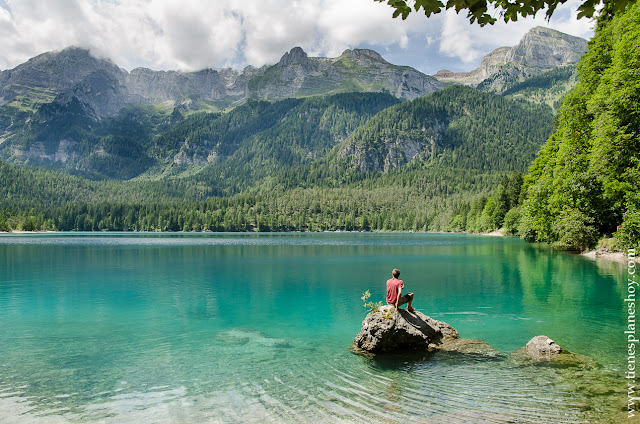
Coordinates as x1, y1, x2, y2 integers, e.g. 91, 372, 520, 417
0, 0, 595, 72
439, 10, 481, 64
237, 0, 319, 67
315, 0, 417, 56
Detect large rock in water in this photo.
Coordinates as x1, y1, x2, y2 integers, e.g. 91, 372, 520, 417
352, 305, 458, 353
507, 335, 598, 369
526, 335, 562, 358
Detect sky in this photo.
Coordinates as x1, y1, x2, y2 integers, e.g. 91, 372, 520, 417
0, 0, 595, 75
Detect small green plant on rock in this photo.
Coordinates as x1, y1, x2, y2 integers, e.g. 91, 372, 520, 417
361, 290, 382, 314
361, 290, 394, 320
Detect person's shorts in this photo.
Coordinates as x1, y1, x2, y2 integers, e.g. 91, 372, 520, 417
396, 293, 412, 306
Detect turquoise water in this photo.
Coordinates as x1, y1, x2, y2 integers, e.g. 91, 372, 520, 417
0, 233, 628, 423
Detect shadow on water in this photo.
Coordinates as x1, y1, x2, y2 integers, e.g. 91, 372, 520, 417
359, 348, 505, 372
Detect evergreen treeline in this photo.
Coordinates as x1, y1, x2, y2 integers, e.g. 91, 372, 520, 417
0, 157, 504, 232
2, 188, 482, 233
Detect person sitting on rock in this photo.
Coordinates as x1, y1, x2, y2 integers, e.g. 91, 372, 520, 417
386, 268, 415, 312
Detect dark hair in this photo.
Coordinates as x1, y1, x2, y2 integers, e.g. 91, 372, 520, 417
392, 268, 400, 278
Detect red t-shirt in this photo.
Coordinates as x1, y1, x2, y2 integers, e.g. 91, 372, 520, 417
386, 278, 404, 304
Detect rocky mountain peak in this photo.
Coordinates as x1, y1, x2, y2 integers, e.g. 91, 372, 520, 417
433, 26, 587, 88
340, 48, 385, 61
508, 26, 587, 68
0, 46, 127, 106
24, 46, 125, 81
278, 47, 309, 67
53, 68, 130, 119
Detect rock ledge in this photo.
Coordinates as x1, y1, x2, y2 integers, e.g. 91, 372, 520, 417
352, 305, 458, 353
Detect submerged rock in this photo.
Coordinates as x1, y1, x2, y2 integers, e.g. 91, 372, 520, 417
436, 338, 502, 358
352, 305, 459, 353
507, 335, 598, 369
216, 329, 290, 348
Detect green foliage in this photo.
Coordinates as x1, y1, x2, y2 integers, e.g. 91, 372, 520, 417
615, 205, 640, 249
519, 3, 640, 250
361, 290, 383, 314
503, 207, 522, 236
337, 86, 553, 173
517, 207, 538, 242
452, 172, 524, 233
551, 209, 599, 251
375, 0, 634, 26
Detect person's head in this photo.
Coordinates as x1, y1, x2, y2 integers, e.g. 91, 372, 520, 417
392, 268, 400, 278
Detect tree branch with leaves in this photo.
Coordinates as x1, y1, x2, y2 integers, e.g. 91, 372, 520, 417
375, 0, 634, 25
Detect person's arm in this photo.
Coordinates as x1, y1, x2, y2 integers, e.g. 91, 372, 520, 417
395, 286, 402, 309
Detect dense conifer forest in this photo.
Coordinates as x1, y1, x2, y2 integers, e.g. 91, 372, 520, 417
0, 87, 553, 235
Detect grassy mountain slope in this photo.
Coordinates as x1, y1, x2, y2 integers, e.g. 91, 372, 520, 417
501, 66, 578, 110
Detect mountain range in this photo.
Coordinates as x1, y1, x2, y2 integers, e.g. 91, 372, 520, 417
0, 46, 443, 119
0, 26, 586, 121
1, 5, 635, 256
0, 26, 587, 233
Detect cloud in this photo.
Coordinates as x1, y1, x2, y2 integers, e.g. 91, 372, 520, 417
315, 0, 417, 56
439, 10, 480, 64
0, 0, 595, 73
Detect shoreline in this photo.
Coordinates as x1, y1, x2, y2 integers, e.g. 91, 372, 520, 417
1, 230, 57, 234
477, 229, 505, 237
581, 248, 640, 264
4, 229, 637, 265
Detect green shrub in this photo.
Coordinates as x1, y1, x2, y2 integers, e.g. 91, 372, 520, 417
552, 209, 598, 251
503, 207, 522, 235
616, 206, 640, 250
597, 236, 622, 252
517, 209, 537, 242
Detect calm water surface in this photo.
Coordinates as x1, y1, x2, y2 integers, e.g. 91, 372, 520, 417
0, 233, 628, 423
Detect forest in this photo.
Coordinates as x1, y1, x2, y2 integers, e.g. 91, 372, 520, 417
0, 85, 551, 236
514, 3, 640, 251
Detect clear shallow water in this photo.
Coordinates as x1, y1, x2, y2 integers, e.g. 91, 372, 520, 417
0, 232, 629, 423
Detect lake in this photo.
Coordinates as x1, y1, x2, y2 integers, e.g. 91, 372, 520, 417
0, 233, 629, 423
